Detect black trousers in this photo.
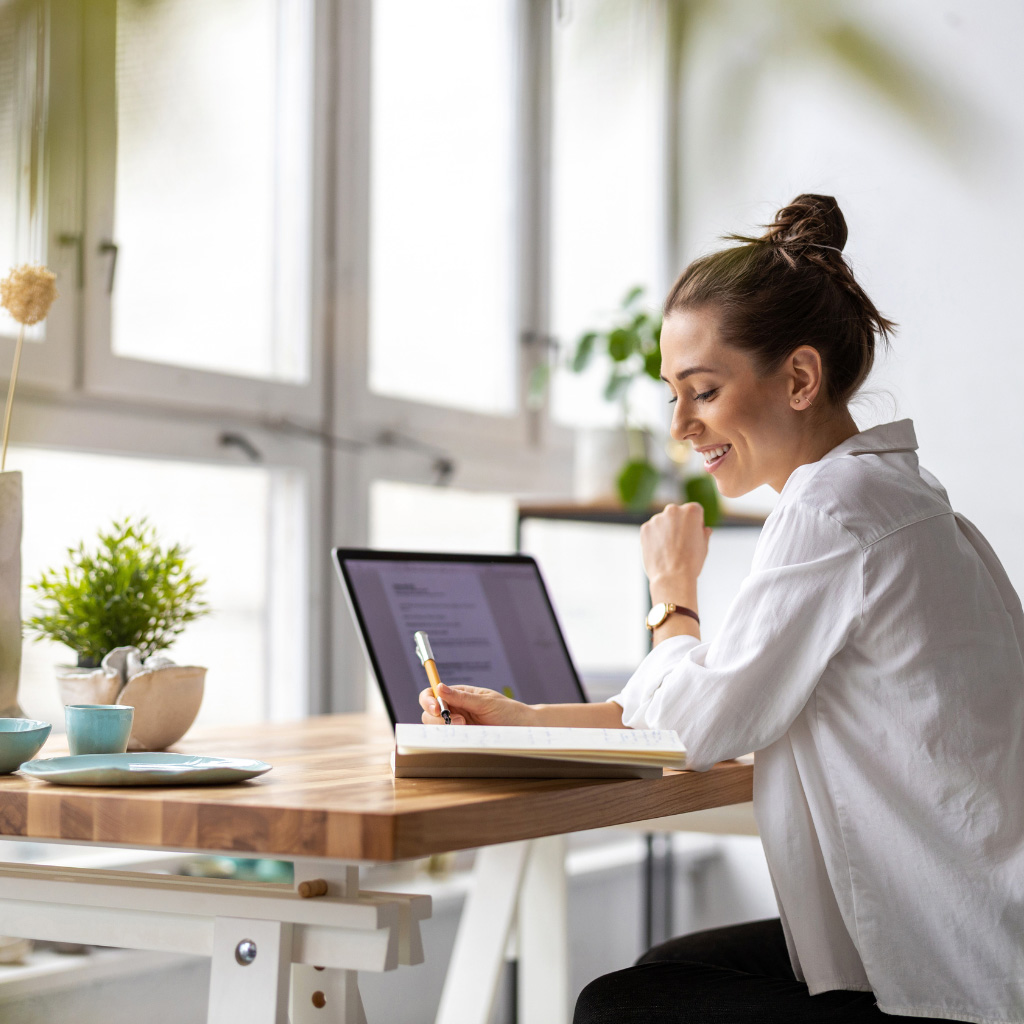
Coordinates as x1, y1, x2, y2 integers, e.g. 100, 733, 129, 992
574, 918, 949, 1023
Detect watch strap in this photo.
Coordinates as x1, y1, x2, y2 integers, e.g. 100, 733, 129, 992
647, 602, 700, 630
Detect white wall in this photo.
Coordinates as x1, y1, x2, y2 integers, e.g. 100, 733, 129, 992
679, 0, 1024, 587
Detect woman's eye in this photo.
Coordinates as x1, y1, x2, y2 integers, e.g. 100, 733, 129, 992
695, 388, 719, 403
667, 395, 678, 405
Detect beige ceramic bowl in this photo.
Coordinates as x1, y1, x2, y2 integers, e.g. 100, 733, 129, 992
57, 665, 205, 751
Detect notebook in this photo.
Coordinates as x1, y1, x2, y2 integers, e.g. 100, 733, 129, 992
392, 724, 688, 779
332, 549, 588, 726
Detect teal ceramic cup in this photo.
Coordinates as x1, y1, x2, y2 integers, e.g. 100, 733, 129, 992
0, 719, 52, 773
64, 704, 134, 756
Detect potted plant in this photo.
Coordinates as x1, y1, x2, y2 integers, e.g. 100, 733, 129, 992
27, 517, 211, 750
545, 286, 721, 520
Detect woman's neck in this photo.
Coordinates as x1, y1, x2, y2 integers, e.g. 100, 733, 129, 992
771, 408, 860, 493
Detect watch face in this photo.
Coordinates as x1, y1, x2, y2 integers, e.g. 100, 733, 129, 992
646, 602, 668, 628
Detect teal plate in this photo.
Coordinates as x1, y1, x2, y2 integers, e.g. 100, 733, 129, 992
19, 753, 272, 787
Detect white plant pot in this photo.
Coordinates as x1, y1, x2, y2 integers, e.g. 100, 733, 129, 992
573, 428, 631, 504
0, 471, 24, 718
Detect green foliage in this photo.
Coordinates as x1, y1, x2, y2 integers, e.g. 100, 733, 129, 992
617, 459, 661, 512
26, 517, 209, 667
684, 473, 722, 528
565, 284, 724, 512
569, 286, 663, 404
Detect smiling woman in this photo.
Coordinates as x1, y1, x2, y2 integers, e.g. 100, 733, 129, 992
420, 195, 1024, 1024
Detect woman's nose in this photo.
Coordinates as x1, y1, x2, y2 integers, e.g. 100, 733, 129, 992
670, 405, 698, 442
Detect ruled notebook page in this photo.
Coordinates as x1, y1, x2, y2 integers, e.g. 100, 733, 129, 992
395, 724, 687, 768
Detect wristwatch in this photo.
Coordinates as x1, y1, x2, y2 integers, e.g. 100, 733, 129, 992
645, 602, 700, 631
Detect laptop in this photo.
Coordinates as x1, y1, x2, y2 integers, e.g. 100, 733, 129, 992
332, 548, 589, 726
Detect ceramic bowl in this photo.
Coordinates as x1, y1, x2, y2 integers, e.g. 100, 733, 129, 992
0, 718, 52, 774
118, 665, 206, 751
57, 665, 206, 751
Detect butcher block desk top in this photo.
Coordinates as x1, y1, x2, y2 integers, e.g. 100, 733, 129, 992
0, 714, 753, 862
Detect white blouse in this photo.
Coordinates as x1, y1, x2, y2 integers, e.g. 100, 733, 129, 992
612, 419, 1024, 1023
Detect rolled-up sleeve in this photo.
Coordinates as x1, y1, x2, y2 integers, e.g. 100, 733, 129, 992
610, 502, 864, 770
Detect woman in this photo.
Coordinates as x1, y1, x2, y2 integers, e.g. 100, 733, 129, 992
420, 195, 1024, 1023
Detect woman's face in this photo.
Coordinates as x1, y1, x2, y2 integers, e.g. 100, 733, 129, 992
659, 307, 815, 497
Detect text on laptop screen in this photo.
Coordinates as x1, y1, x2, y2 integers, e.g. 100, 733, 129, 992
341, 558, 583, 724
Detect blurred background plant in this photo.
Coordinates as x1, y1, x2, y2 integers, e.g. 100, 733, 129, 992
533, 0, 976, 515
26, 516, 209, 668
553, 285, 721, 519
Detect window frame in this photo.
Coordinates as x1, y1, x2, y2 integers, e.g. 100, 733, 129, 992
324, 0, 575, 707
77, 0, 330, 423
0, 0, 81, 393
4, 0, 585, 717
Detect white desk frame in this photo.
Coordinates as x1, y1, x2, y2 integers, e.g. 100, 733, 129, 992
0, 835, 573, 1024
0, 801, 757, 1023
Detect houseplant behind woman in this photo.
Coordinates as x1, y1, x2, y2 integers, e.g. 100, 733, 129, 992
420, 194, 1024, 1023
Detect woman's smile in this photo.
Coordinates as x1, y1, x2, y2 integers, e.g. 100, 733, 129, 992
695, 443, 733, 472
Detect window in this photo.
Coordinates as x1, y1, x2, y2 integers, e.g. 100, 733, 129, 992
80, 0, 323, 418
368, 0, 519, 416
550, 1, 667, 429
1, 0, 573, 723
110, 0, 313, 383
0, 0, 46, 341
0, 0, 77, 389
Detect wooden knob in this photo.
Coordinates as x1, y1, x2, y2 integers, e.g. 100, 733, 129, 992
298, 878, 328, 898
311, 990, 326, 1008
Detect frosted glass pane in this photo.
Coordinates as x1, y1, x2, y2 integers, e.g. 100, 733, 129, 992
13, 447, 279, 730
0, 0, 47, 342
112, 0, 312, 381
370, 480, 516, 555
368, 0, 517, 414
550, 3, 664, 427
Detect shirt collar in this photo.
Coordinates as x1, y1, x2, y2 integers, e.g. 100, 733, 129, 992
818, 418, 918, 462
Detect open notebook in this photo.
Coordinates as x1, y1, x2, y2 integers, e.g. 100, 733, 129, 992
392, 724, 688, 779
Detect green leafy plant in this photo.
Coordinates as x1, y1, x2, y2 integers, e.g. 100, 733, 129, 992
566, 286, 720, 522
27, 517, 209, 668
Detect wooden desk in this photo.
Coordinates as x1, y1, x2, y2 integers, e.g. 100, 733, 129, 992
0, 714, 753, 1024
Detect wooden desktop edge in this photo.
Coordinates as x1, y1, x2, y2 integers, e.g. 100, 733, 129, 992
0, 717, 754, 863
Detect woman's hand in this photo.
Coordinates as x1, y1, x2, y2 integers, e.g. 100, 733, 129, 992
640, 501, 712, 600
419, 684, 534, 726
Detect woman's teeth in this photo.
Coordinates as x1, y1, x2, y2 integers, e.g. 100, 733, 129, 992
704, 444, 731, 462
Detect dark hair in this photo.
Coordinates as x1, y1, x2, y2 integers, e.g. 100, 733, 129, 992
663, 194, 895, 407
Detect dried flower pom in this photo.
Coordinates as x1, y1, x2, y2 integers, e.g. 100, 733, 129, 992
0, 264, 58, 326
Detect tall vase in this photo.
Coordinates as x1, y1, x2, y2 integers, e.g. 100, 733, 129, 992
0, 471, 24, 718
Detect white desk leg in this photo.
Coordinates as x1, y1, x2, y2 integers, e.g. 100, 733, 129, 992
291, 966, 366, 1024
208, 917, 294, 1024
517, 835, 569, 1024
435, 841, 530, 1024
290, 860, 367, 1024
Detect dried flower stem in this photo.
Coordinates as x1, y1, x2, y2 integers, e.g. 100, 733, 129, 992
1, 325, 25, 473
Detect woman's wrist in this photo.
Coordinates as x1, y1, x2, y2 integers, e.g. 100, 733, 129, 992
648, 574, 699, 608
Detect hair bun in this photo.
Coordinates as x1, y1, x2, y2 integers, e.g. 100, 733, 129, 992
763, 193, 848, 252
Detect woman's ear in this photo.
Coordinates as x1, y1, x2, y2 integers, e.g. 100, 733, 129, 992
787, 345, 823, 408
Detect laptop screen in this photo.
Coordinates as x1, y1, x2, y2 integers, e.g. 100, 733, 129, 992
333, 549, 588, 725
